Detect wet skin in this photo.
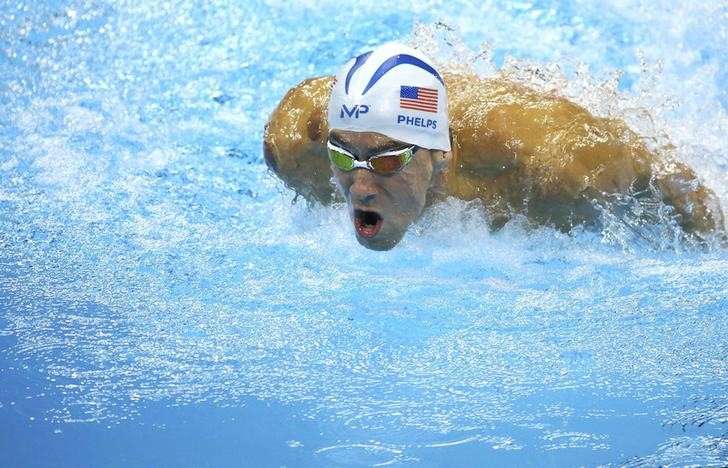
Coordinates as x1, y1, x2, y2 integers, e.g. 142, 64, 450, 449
329, 130, 436, 251
263, 74, 725, 249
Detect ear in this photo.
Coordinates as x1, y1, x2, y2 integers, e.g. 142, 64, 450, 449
430, 126, 456, 174
430, 147, 453, 176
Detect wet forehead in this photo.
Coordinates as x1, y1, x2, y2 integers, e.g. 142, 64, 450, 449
329, 130, 409, 158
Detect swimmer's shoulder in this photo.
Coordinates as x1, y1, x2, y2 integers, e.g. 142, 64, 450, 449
266, 75, 334, 145
444, 71, 653, 188
264, 76, 335, 204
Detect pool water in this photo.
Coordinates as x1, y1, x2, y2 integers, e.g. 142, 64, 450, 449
1, 1, 727, 466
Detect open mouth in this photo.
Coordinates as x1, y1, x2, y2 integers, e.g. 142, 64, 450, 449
354, 209, 383, 238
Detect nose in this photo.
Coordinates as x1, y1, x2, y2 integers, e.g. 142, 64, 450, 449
349, 170, 377, 206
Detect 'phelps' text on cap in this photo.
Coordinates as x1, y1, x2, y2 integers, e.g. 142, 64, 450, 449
397, 114, 437, 130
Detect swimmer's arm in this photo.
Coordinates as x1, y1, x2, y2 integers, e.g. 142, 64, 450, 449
448, 91, 657, 228
263, 76, 335, 204
652, 158, 725, 235
559, 114, 725, 235
455, 88, 723, 235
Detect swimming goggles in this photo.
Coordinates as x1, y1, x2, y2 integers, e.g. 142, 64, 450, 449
327, 140, 416, 175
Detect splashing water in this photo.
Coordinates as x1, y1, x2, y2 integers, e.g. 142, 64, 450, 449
1, 1, 727, 466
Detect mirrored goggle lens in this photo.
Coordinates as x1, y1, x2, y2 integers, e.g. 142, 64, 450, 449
370, 154, 404, 173
328, 148, 355, 171
370, 148, 412, 174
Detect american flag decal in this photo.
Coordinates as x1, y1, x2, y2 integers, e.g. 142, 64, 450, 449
399, 86, 438, 113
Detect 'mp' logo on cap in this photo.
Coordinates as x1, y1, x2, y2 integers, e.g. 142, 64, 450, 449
340, 104, 370, 119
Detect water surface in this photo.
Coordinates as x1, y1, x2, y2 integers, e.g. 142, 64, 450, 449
1, 0, 727, 466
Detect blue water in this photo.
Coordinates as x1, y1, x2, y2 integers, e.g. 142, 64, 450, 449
1, 0, 727, 466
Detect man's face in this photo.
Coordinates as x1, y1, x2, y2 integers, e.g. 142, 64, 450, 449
329, 130, 434, 250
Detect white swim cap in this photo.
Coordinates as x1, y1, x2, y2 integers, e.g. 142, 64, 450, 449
327, 42, 451, 152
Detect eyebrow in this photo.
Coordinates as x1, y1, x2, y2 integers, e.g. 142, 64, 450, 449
328, 134, 410, 159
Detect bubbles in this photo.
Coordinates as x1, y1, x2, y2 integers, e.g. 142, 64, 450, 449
315, 443, 405, 466
622, 435, 728, 467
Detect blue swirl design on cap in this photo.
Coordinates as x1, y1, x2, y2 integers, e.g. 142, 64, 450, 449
361, 54, 444, 95
345, 51, 372, 95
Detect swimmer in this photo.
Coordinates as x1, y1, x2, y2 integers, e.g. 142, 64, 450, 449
264, 43, 724, 250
